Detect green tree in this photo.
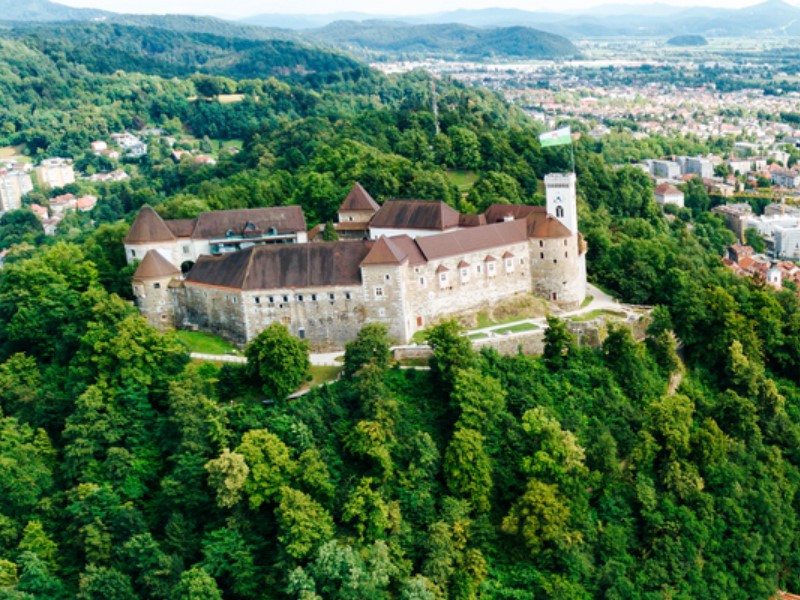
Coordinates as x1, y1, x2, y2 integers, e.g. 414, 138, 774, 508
245, 323, 310, 400
204, 449, 249, 509
173, 567, 222, 600
343, 322, 393, 377
276, 487, 335, 560
444, 428, 492, 512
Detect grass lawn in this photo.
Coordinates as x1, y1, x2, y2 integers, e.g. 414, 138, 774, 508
217, 94, 246, 104
495, 322, 540, 334
446, 169, 479, 191
468, 332, 489, 340
307, 365, 342, 387
397, 357, 430, 367
176, 330, 239, 355
570, 309, 626, 323
0, 145, 27, 160
411, 330, 429, 344
476, 311, 535, 329
581, 295, 594, 308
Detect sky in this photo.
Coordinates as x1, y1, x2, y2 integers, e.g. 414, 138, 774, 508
57, 0, 779, 18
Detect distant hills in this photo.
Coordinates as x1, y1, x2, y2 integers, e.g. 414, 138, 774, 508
3, 0, 800, 48
3, 22, 362, 81
245, 0, 800, 38
0, 0, 110, 21
311, 21, 579, 59
667, 34, 709, 46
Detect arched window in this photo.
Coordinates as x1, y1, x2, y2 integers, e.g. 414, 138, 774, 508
556, 206, 564, 218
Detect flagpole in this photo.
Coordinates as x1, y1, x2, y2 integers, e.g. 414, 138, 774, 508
570, 137, 576, 175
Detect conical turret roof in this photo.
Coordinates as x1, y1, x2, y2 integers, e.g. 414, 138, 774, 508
124, 206, 176, 244
339, 183, 380, 212
134, 250, 180, 279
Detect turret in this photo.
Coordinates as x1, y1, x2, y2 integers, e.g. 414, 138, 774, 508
545, 173, 578, 235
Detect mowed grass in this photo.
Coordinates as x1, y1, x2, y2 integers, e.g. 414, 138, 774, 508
176, 330, 239, 355
495, 322, 539, 334
570, 309, 627, 323
446, 169, 479, 191
308, 365, 342, 387
0, 145, 26, 160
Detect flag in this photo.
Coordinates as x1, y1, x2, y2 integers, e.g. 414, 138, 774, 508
539, 126, 572, 148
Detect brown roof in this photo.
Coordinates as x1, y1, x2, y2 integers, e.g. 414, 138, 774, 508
339, 183, 380, 212
361, 236, 408, 266
370, 200, 461, 231
436, 265, 450, 273
334, 222, 370, 232
457, 260, 470, 268
166, 218, 197, 238
185, 241, 373, 291
484, 204, 545, 224
503, 251, 515, 259
484, 255, 497, 262
416, 219, 528, 261
459, 213, 487, 228
655, 184, 681, 195
125, 206, 176, 244
387, 235, 426, 266
134, 250, 180, 279
191, 207, 306, 239
525, 213, 572, 239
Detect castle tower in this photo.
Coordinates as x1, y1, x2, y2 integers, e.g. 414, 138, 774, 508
545, 173, 578, 235
132, 250, 181, 329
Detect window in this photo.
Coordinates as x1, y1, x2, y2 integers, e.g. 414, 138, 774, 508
311, 294, 317, 302
476, 265, 482, 274
268, 296, 275, 303
419, 277, 426, 287
375, 287, 384, 298
348, 216, 354, 222
556, 206, 564, 218
539, 240, 543, 248
564, 239, 568, 246
345, 292, 352, 300
183, 245, 190, 254
329, 293, 335, 301
385, 274, 391, 281
255, 297, 260, 304
153, 282, 161, 289
553, 259, 558, 264
565, 252, 568, 258
488, 262, 496, 276
439, 273, 448, 283
297, 294, 304, 302
131, 249, 136, 258
460, 268, 469, 282
540, 252, 544, 259
505, 259, 513, 270
232, 297, 237, 304
378, 308, 386, 317
283, 295, 289, 303
520, 258, 525, 265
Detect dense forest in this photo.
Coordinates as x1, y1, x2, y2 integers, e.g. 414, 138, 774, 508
1, 21, 800, 600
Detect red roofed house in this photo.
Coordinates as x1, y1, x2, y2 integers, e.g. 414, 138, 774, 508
654, 184, 685, 208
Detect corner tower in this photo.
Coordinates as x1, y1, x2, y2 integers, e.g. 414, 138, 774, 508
545, 173, 578, 235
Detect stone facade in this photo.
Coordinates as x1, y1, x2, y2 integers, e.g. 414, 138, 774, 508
132, 175, 587, 347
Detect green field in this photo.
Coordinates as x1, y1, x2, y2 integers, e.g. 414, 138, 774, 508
307, 365, 342, 387
570, 309, 626, 323
495, 322, 540, 334
176, 330, 239, 354
446, 169, 479, 191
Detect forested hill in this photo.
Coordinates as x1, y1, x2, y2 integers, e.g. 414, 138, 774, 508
3, 22, 362, 81
0, 0, 110, 21
311, 20, 579, 59
1, 14, 800, 599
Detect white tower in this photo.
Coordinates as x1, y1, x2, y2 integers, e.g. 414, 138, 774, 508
545, 173, 578, 234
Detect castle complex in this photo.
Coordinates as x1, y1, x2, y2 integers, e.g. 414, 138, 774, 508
126, 174, 587, 346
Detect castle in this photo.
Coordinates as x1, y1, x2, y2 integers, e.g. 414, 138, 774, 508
126, 174, 587, 346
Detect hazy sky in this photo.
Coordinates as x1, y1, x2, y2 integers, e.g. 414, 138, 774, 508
58, 0, 776, 18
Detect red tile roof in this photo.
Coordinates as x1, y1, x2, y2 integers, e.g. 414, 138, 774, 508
134, 250, 180, 279
339, 182, 380, 212
370, 200, 461, 231
125, 206, 176, 244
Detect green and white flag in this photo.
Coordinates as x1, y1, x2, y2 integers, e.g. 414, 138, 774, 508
539, 126, 572, 148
